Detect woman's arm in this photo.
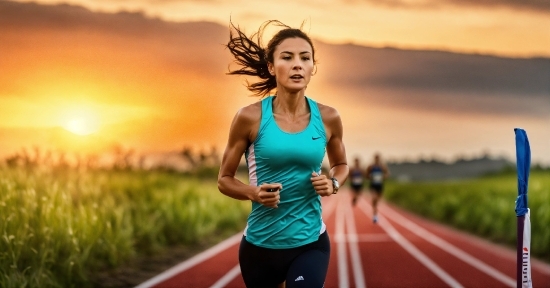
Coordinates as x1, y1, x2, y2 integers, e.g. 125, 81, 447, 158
217, 104, 282, 208
311, 104, 349, 196
324, 106, 349, 186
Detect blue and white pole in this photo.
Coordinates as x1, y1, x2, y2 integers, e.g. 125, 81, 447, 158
514, 128, 532, 288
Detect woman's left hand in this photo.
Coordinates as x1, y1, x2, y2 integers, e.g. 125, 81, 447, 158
310, 172, 333, 197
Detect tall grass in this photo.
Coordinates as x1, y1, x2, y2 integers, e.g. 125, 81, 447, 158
385, 171, 550, 262
0, 166, 249, 287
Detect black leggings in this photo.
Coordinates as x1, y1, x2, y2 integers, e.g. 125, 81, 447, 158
239, 231, 330, 288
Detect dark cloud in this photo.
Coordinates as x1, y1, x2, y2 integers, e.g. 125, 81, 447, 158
0, 1, 226, 40
359, 0, 550, 12
0, 0, 232, 103
90, 0, 221, 3
144, 0, 221, 3
447, 0, 550, 12
1, 0, 548, 122
314, 41, 550, 118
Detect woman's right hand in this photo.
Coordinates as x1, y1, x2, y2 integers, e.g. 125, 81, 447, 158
254, 183, 282, 208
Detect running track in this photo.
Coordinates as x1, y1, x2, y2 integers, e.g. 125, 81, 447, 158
136, 190, 550, 287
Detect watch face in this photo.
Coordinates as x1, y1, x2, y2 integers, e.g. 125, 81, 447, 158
332, 178, 339, 189
332, 178, 339, 194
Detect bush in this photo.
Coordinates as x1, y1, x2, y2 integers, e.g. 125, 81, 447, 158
385, 171, 550, 262
0, 167, 249, 287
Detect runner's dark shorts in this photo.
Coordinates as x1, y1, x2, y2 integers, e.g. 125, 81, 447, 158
239, 231, 330, 288
370, 183, 384, 194
351, 183, 363, 193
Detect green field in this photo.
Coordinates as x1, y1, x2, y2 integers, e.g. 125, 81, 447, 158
0, 166, 249, 287
3, 164, 548, 287
385, 170, 550, 262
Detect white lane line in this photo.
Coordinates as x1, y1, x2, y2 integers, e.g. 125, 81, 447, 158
135, 232, 243, 288
359, 203, 464, 288
408, 208, 550, 277
356, 233, 392, 242
209, 264, 241, 288
335, 196, 349, 288
345, 204, 367, 288
138, 195, 341, 288
381, 204, 516, 287
335, 233, 392, 243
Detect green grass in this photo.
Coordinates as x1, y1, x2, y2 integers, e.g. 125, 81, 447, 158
385, 170, 550, 262
0, 167, 249, 287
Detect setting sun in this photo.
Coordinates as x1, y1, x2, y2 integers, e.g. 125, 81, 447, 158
60, 105, 101, 136
63, 116, 99, 135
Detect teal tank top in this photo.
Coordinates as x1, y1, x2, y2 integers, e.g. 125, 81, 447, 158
244, 96, 327, 249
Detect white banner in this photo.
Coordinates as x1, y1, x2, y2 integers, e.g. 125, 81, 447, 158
521, 209, 533, 288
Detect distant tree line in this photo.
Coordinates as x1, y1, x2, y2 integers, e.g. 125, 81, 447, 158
387, 151, 548, 169
1, 145, 223, 178
3, 146, 547, 180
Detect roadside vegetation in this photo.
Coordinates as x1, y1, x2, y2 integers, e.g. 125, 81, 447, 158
3, 145, 548, 287
0, 149, 249, 287
385, 168, 550, 263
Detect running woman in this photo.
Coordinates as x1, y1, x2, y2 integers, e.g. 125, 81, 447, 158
218, 20, 349, 288
350, 157, 365, 206
366, 153, 390, 223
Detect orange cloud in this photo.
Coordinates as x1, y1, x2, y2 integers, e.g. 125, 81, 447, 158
1, 1, 549, 165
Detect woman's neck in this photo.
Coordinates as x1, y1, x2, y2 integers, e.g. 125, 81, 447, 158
272, 90, 308, 117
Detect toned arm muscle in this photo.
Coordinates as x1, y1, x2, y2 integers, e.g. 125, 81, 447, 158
217, 106, 257, 200
217, 103, 282, 207
319, 104, 349, 186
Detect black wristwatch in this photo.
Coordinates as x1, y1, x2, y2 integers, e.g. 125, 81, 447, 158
331, 177, 339, 194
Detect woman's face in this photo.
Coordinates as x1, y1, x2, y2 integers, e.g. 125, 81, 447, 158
268, 37, 314, 93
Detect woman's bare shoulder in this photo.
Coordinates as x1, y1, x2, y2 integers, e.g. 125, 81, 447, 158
316, 102, 341, 123
234, 101, 262, 123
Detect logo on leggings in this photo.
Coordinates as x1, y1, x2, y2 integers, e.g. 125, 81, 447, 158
295, 276, 304, 281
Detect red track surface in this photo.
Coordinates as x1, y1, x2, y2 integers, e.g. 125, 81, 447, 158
136, 190, 550, 287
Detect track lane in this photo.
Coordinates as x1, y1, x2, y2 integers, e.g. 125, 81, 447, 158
137, 189, 550, 287
377, 202, 515, 287
377, 202, 550, 286
351, 194, 455, 288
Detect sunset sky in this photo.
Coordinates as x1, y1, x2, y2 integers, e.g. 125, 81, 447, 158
1, 0, 549, 166
12, 0, 550, 58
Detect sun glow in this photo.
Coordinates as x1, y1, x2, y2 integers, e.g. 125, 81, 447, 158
61, 107, 100, 136
63, 116, 99, 135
